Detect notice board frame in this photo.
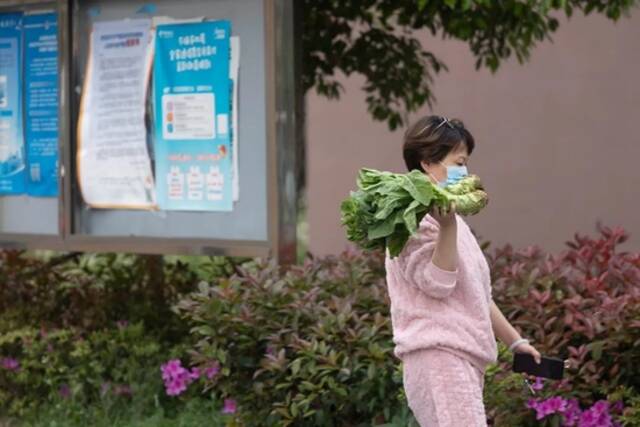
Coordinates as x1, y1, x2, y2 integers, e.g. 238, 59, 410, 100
0, 0, 298, 263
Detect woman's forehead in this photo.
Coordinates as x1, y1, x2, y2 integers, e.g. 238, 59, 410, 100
449, 143, 469, 157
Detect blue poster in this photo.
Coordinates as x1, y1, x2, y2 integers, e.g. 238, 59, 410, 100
153, 21, 233, 211
0, 13, 25, 194
24, 13, 59, 197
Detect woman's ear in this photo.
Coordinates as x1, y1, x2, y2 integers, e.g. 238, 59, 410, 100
419, 160, 430, 172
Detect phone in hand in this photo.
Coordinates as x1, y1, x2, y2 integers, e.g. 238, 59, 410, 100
512, 352, 565, 380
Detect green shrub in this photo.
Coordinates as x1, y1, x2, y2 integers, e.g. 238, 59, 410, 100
0, 322, 180, 416
0, 223, 638, 426
174, 250, 413, 426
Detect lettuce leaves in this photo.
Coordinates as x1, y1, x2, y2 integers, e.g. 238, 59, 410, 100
340, 168, 488, 257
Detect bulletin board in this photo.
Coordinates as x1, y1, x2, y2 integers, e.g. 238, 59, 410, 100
0, 0, 298, 262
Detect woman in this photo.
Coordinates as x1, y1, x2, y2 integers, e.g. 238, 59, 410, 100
384, 115, 542, 426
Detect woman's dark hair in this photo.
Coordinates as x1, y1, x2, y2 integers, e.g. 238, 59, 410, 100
402, 115, 475, 172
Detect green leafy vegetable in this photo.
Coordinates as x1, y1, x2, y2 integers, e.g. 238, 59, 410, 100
340, 168, 488, 257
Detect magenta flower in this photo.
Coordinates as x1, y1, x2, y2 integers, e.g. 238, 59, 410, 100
1, 357, 20, 371
527, 396, 620, 427
532, 376, 544, 391
578, 409, 599, 427
160, 359, 201, 397
161, 359, 183, 380
562, 399, 582, 426
222, 398, 237, 414
189, 367, 201, 380
547, 396, 568, 413
167, 378, 186, 396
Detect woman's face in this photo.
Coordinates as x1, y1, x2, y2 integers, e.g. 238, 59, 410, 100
420, 143, 470, 185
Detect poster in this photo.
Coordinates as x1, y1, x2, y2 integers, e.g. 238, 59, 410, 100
77, 18, 155, 209
153, 20, 233, 211
24, 12, 59, 197
0, 12, 25, 195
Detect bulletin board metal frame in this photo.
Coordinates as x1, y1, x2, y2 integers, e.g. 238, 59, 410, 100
0, 0, 298, 263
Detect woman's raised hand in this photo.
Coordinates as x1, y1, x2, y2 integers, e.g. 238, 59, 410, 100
431, 201, 457, 228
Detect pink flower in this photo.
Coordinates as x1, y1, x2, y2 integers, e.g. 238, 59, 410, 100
160, 359, 203, 397
562, 399, 582, 426
161, 359, 183, 380
189, 367, 201, 380
532, 376, 544, 391
166, 379, 187, 396
1, 357, 19, 371
578, 409, 598, 427
592, 400, 610, 413
527, 396, 581, 423
222, 398, 237, 414
547, 396, 568, 413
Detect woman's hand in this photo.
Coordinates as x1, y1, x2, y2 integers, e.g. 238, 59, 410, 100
515, 342, 542, 364
431, 202, 457, 228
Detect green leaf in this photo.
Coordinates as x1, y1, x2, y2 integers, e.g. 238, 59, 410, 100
590, 341, 604, 361
368, 212, 399, 240
291, 358, 302, 376
402, 200, 422, 235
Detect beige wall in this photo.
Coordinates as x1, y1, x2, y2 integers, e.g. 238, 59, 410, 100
307, 10, 640, 256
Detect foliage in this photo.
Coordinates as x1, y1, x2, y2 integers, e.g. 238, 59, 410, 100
485, 223, 640, 425
302, 0, 638, 128
174, 250, 412, 426
488, 223, 640, 399
1, 224, 639, 425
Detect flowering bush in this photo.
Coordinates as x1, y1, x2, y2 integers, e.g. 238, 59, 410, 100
489, 223, 640, 395
526, 396, 623, 426
484, 223, 640, 426
0, 322, 168, 415
173, 249, 409, 426
0, 224, 639, 426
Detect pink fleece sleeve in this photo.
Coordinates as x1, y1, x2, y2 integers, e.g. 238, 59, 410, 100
396, 220, 458, 299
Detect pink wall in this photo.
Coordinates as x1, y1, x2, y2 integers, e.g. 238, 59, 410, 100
307, 11, 640, 256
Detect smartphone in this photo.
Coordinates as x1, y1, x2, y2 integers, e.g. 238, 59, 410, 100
512, 352, 564, 380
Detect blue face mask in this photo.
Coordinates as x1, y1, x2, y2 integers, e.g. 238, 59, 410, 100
439, 163, 468, 188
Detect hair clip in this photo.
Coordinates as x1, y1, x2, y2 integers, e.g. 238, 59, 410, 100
415, 116, 452, 136
434, 116, 450, 131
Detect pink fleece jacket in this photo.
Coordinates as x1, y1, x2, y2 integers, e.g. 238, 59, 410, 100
384, 213, 498, 373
